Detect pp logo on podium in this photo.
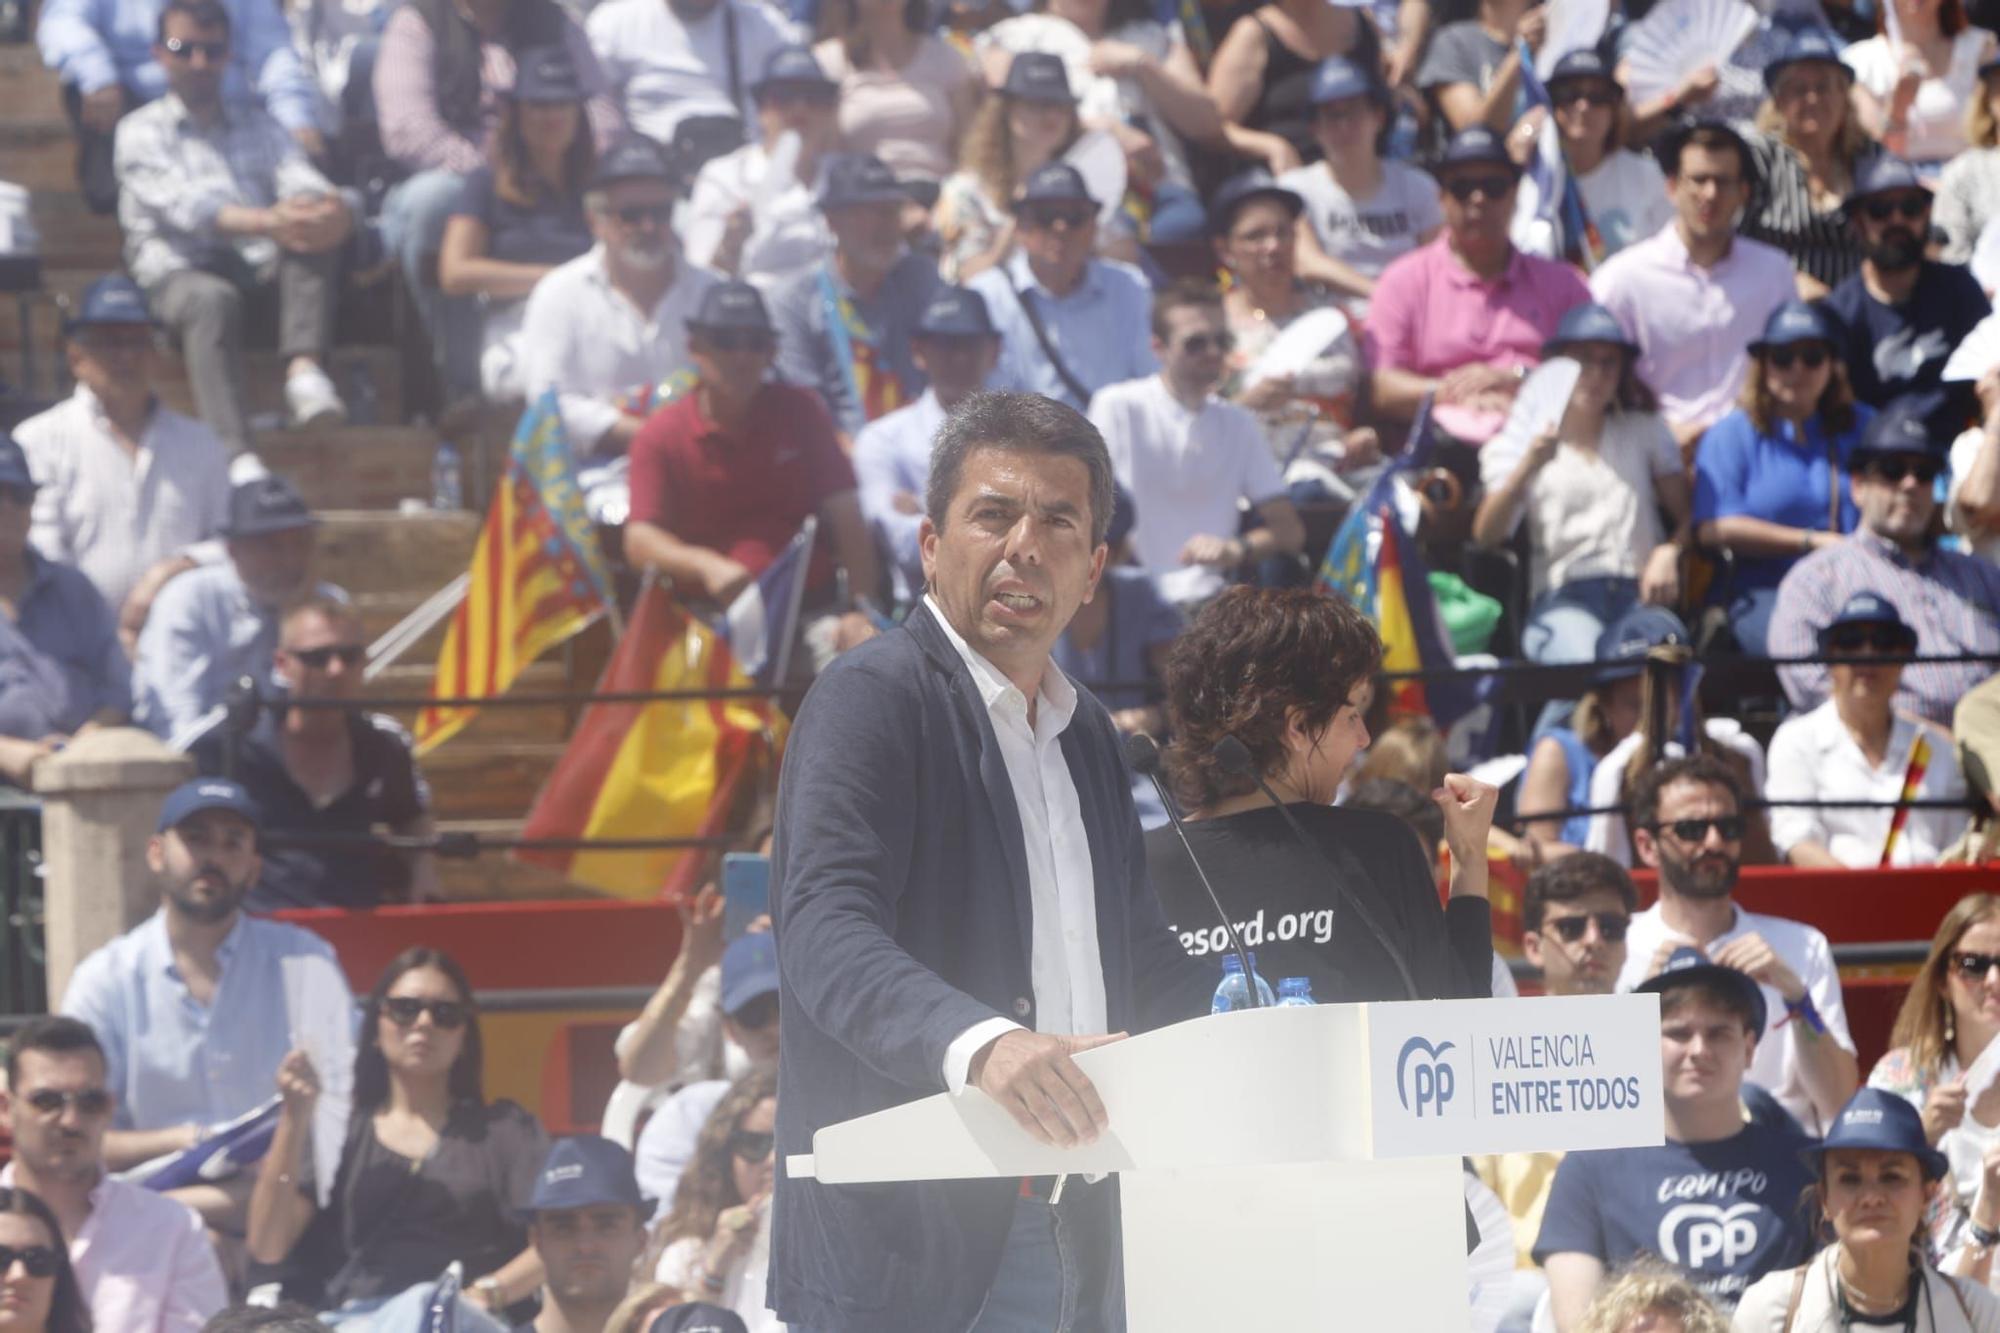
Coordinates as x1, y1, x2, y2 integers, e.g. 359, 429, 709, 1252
1395, 1036, 1460, 1119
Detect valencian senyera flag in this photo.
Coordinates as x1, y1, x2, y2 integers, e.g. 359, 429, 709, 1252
414, 390, 617, 755
1317, 398, 1485, 729
513, 523, 815, 901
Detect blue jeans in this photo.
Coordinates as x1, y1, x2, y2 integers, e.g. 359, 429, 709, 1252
1146, 181, 1205, 243
323, 1282, 509, 1332
969, 1192, 1123, 1333
381, 168, 480, 398
1523, 575, 1639, 734
1728, 584, 1781, 658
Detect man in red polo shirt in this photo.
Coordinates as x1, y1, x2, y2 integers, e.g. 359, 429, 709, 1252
625, 281, 881, 666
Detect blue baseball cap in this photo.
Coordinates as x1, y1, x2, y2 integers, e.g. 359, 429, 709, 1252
1307, 56, 1384, 107
1208, 169, 1304, 236
1546, 48, 1617, 90
521, 1135, 650, 1218
1763, 26, 1850, 91
1845, 155, 1932, 210
220, 474, 315, 538
1747, 299, 1839, 355
688, 280, 775, 335
1855, 391, 1950, 460
915, 285, 998, 339
1014, 161, 1095, 211
1001, 51, 1076, 106
1437, 126, 1518, 176
1816, 591, 1918, 652
1806, 1088, 1948, 1179
64, 274, 156, 334
157, 778, 259, 835
751, 44, 837, 102
1635, 946, 1767, 1034
720, 932, 780, 1017
512, 46, 584, 103
1542, 302, 1637, 357
819, 153, 908, 211
0, 435, 34, 491
589, 135, 674, 190
1593, 604, 1689, 682
648, 1305, 750, 1333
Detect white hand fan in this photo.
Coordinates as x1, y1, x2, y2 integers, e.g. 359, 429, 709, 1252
1536, 0, 1611, 80
1513, 356, 1585, 439
283, 952, 355, 1207
1244, 306, 1350, 387
1944, 312, 2000, 383
1064, 129, 1129, 227
1465, 1172, 1518, 1333
754, 129, 802, 213
1617, 0, 1758, 106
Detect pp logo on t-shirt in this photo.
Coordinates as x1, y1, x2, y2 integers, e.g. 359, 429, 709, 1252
1395, 1036, 1459, 1118
1658, 1202, 1762, 1271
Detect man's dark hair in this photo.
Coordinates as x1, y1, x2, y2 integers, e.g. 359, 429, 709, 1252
1659, 978, 1760, 1035
5, 1015, 105, 1087
925, 390, 1115, 546
1657, 120, 1753, 184
202, 1304, 329, 1332
1150, 277, 1224, 343
1629, 753, 1744, 835
157, 0, 231, 43
1523, 851, 1638, 931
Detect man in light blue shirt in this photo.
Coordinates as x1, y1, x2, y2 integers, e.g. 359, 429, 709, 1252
60, 776, 354, 1235
131, 474, 344, 745
853, 285, 1002, 605
967, 162, 1157, 411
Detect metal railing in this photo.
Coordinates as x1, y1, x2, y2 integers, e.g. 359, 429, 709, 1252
0, 790, 44, 1014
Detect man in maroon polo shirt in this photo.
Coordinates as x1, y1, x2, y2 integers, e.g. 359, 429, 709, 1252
624, 280, 881, 667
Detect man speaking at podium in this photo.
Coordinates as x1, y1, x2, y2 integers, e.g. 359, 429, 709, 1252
766, 391, 1215, 1333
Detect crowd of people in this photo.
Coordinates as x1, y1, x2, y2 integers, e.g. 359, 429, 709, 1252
10, 0, 2000, 1323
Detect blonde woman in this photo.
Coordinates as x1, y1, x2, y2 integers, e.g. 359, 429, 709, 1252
1580, 1259, 1731, 1333
1936, 57, 2000, 262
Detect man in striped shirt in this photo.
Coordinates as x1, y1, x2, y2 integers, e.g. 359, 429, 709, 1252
1768, 392, 2000, 725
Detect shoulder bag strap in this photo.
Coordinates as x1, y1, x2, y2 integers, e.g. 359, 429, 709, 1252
724, 0, 742, 115
1008, 275, 1092, 407
1827, 428, 1842, 534
1781, 1261, 1808, 1332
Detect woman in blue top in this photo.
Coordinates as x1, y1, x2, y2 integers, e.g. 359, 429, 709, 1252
1693, 299, 1872, 658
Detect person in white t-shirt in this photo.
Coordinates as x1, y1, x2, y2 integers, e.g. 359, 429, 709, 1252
1766, 591, 1968, 868
1278, 56, 1441, 319
1615, 754, 1860, 1134
1843, 2, 1996, 170
1088, 278, 1305, 610
585, 0, 798, 148
1947, 365, 2000, 563
1511, 49, 1672, 264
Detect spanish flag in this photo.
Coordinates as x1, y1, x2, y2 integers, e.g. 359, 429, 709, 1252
414, 391, 615, 755
1878, 731, 1933, 868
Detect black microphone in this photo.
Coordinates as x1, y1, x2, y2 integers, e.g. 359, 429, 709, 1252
1213, 734, 1419, 1002
1123, 732, 1263, 1008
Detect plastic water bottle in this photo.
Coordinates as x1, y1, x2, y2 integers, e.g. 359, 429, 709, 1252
431, 442, 463, 510
1276, 977, 1316, 1007
1211, 951, 1276, 1014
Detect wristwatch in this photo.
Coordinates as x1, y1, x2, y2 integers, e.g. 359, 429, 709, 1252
473, 1276, 504, 1306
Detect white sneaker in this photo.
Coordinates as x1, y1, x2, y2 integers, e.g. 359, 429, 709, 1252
285, 365, 348, 428
227, 451, 270, 484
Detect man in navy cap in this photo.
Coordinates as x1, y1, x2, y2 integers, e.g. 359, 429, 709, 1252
61, 775, 353, 1237
624, 281, 881, 667
968, 161, 1157, 410
1826, 157, 1991, 410
517, 1136, 652, 1333
518, 136, 718, 463
0, 431, 131, 788
131, 472, 346, 743
853, 285, 1003, 605
772, 152, 942, 442
680, 46, 839, 284
1366, 126, 1591, 439
1771, 391, 2000, 725
15, 273, 231, 646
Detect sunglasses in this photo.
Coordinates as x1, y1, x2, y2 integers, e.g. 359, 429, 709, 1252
0, 486, 31, 508
1765, 346, 1828, 371
1178, 332, 1236, 356
1953, 950, 2000, 979
1865, 455, 1943, 485
1652, 816, 1746, 844
289, 643, 365, 670
1544, 912, 1631, 944
1443, 175, 1515, 202
1826, 623, 1915, 654
1021, 206, 1093, 231
381, 996, 472, 1030
1553, 85, 1618, 108
161, 35, 228, 60
613, 204, 673, 228
0, 1247, 59, 1279
1861, 194, 1929, 222
728, 1129, 776, 1163
24, 1088, 111, 1117
700, 329, 776, 354
729, 992, 779, 1030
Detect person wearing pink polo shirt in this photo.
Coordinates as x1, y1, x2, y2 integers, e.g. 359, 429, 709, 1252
1364, 125, 1591, 443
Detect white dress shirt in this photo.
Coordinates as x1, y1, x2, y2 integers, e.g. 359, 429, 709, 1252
586, 0, 798, 146
516, 244, 718, 451
17, 387, 230, 610
1765, 701, 1967, 867
679, 139, 831, 288
925, 595, 1109, 1093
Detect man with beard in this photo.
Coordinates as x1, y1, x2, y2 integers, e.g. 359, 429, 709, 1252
1769, 392, 2000, 725
516, 1137, 652, 1333
1825, 158, 1990, 411
131, 474, 345, 745
518, 137, 718, 463
1615, 754, 1859, 1133
0, 1015, 228, 1331
59, 777, 353, 1239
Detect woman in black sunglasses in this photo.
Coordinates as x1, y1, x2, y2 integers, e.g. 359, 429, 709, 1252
645, 1070, 777, 1321
246, 946, 548, 1328
1691, 299, 1870, 658
0, 1187, 88, 1333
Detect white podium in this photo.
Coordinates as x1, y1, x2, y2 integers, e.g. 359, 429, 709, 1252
787, 994, 1664, 1330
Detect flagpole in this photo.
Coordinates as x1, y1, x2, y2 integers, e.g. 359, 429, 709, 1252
769, 516, 818, 688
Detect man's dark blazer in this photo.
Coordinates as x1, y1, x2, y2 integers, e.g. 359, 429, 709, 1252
765, 600, 1215, 1331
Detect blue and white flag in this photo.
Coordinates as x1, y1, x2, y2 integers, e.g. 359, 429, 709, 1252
720, 516, 817, 686
121, 1097, 280, 1192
